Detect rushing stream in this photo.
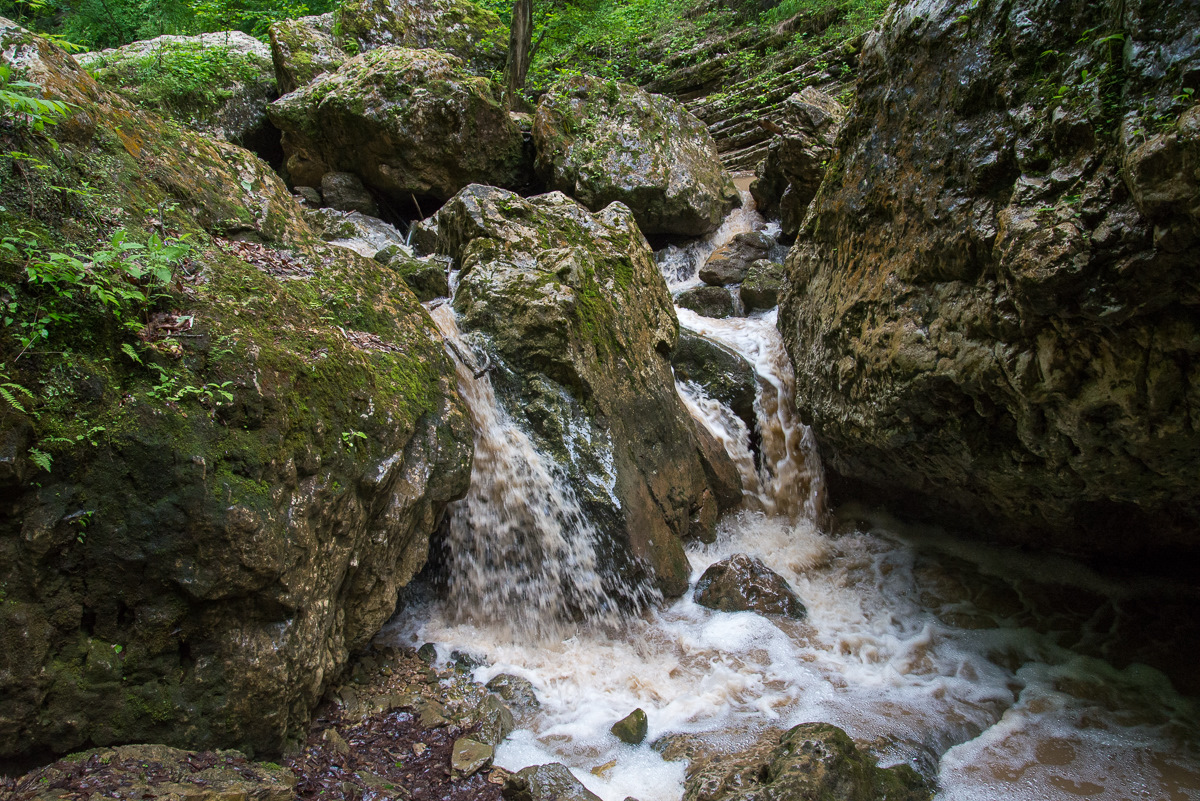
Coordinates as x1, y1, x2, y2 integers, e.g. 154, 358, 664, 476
391, 196, 1200, 801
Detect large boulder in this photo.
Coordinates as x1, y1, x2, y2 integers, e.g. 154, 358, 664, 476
750, 87, 846, 237
426, 185, 742, 596
683, 723, 931, 801
778, 0, 1200, 563
533, 75, 740, 236
268, 13, 347, 95
699, 231, 774, 286
334, 0, 507, 75
77, 31, 277, 147
671, 331, 757, 435
0, 20, 472, 761
269, 47, 526, 203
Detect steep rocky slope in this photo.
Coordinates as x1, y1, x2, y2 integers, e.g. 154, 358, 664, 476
0, 20, 472, 760
779, 0, 1200, 560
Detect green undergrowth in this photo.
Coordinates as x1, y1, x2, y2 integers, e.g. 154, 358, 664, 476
84, 40, 268, 123
524, 0, 889, 93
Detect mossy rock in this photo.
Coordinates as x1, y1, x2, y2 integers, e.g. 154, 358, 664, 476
77, 31, 278, 146
268, 47, 526, 203
268, 13, 347, 95
533, 75, 740, 236
0, 19, 472, 761
334, 0, 507, 75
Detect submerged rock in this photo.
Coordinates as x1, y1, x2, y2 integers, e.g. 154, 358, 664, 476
504, 763, 603, 801
78, 31, 278, 146
269, 47, 525, 203
334, 0, 507, 75
672, 332, 757, 436
779, 0, 1200, 561
693, 554, 806, 619
683, 723, 932, 801
750, 87, 846, 238
426, 184, 741, 596
610, 708, 649, 745
676, 285, 735, 318
533, 75, 740, 236
0, 20, 472, 761
268, 13, 347, 95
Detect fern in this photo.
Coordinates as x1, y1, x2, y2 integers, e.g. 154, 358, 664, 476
27, 447, 52, 472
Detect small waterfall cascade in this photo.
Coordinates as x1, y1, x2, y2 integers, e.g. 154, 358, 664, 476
428, 304, 644, 637
390, 201, 1200, 801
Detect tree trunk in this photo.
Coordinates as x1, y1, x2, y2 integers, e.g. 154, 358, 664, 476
504, 0, 533, 106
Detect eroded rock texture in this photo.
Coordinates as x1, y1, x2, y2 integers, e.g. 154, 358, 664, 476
0, 20, 472, 760
779, 0, 1200, 561
425, 185, 741, 596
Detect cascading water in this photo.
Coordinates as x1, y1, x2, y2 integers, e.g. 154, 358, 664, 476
427, 304, 646, 637
394, 196, 1200, 801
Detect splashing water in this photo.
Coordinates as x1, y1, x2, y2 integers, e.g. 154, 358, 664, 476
401, 204, 1200, 801
656, 191, 768, 291
428, 305, 650, 637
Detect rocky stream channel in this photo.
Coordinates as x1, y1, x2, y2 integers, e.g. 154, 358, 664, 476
1, 0, 1199, 798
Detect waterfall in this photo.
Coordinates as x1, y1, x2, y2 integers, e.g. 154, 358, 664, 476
428, 304, 645, 638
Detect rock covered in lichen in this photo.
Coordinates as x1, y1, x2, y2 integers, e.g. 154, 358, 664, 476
268, 13, 347, 95
778, 0, 1200, 560
0, 19, 472, 761
334, 0, 507, 75
424, 184, 742, 596
533, 75, 740, 236
269, 47, 526, 203
77, 31, 277, 146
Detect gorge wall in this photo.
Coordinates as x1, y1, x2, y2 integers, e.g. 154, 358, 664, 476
778, 0, 1200, 562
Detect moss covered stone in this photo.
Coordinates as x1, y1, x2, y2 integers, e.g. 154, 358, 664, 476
269, 47, 526, 202
0, 19, 472, 762
268, 13, 347, 95
334, 0, 507, 76
77, 31, 278, 146
533, 75, 740, 236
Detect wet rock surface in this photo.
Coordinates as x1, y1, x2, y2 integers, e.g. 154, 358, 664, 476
779, 0, 1200, 562
503, 763, 603, 801
740, 259, 784, 312
694, 554, 807, 619
533, 75, 740, 236
77, 31, 278, 146
676, 285, 736, 318
672, 332, 757, 435
269, 47, 525, 204
750, 87, 846, 238
425, 184, 741, 596
682, 723, 932, 801
0, 21, 472, 761
699, 231, 773, 286
610, 708, 649, 745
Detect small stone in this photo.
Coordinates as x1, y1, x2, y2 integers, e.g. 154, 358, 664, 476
475, 694, 516, 745
413, 742, 427, 756
451, 737, 494, 780
321, 728, 351, 756
486, 674, 541, 711
416, 643, 437, 664
610, 708, 648, 745
698, 232, 773, 286
590, 759, 617, 777
740, 259, 784, 312
417, 698, 450, 728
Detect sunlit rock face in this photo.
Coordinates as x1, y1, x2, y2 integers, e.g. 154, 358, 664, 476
779, 0, 1200, 561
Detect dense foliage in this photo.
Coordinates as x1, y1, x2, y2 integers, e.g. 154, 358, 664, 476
0, 0, 339, 49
